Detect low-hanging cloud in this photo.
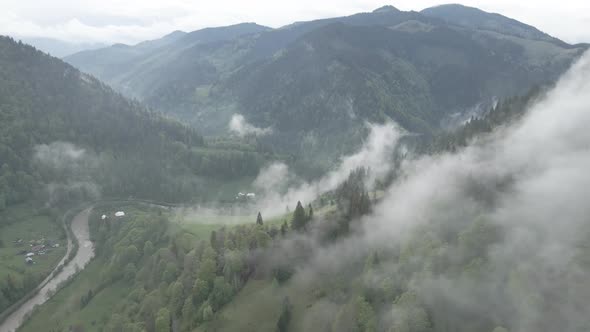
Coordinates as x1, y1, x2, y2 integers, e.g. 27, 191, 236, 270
34, 141, 86, 169
33, 141, 102, 205
229, 114, 273, 137
253, 121, 401, 216
273, 51, 590, 331
175, 122, 401, 223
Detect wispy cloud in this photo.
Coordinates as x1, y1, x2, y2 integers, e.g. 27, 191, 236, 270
229, 114, 273, 137
253, 122, 401, 216
282, 50, 590, 330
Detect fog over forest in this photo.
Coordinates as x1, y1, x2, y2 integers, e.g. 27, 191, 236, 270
1, 4, 590, 332
284, 50, 590, 331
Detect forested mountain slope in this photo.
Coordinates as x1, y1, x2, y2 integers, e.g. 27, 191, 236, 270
64, 6, 586, 164
420, 4, 566, 45
20, 82, 590, 331
65, 23, 271, 100
0, 36, 268, 208
0, 35, 276, 317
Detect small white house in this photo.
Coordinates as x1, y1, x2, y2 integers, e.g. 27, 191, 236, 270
115, 211, 125, 217
25, 257, 33, 264
101, 214, 107, 220
26, 252, 35, 257
246, 193, 256, 198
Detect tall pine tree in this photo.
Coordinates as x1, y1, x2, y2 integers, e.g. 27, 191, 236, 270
292, 201, 307, 231
256, 212, 264, 225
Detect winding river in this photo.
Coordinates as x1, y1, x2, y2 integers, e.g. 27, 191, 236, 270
0, 208, 95, 332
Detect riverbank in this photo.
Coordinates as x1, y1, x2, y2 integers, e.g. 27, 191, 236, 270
0, 208, 94, 332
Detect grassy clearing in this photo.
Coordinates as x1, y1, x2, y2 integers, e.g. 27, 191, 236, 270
199, 177, 256, 202
0, 204, 66, 298
178, 222, 228, 240
196, 275, 335, 332
22, 202, 174, 332
192, 203, 340, 332
197, 279, 283, 332
19, 201, 302, 331
18, 257, 116, 332
171, 205, 290, 239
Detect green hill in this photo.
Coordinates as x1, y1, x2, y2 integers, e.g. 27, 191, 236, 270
3, 4, 589, 332
64, 6, 586, 165
0, 36, 272, 207
0, 36, 273, 313
65, 23, 271, 100
420, 4, 566, 45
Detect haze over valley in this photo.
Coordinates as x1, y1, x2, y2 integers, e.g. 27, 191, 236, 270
0, 2, 589, 332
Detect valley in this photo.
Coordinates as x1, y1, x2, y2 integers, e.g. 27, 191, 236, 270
0, 208, 93, 332
0, 205, 67, 314
1, 3, 589, 332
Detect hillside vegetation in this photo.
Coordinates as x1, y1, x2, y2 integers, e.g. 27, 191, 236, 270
23, 143, 590, 332
0, 36, 273, 207
65, 6, 586, 165
0, 36, 272, 313
2, 4, 589, 332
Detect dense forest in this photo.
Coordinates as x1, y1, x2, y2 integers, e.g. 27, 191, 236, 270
0, 36, 273, 314
2, 2, 590, 332
418, 85, 547, 154
88, 204, 289, 332
24, 157, 588, 332
0, 36, 271, 209
2, 34, 579, 330
19, 172, 365, 332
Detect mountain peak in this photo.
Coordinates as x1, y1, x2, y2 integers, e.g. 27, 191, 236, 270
373, 5, 400, 13
421, 4, 488, 16
164, 30, 186, 38
421, 3, 563, 45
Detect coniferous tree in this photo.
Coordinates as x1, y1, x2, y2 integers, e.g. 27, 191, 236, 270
210, 231, 217, 252
181, 298, 197, 330
168, 281, 184, 317
155, 308, 171, 332
0, 194, 5, 212
256, 212, 264, 225
292, 201, 307, 231
276, 296, 292, 332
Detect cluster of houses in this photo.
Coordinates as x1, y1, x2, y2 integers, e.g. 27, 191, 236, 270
17, 210, 128, 266
15, 238, 61, 265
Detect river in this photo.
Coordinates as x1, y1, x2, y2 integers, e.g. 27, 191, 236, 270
0, 208, 95, 332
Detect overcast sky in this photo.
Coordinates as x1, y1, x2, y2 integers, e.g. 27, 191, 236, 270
1, 0, 588, 45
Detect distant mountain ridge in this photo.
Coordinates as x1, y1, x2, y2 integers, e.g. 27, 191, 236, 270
373, 5, 400, 13
420, 4, 568, 46
63, 4, 587, 165
65, 23, 270, 98
15, 37, 107, 58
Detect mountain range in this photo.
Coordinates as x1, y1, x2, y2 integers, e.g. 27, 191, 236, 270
1, 4, 590, 332
9, 5, 584, 196
14, 37, 107, 58
64, 4, 586, 163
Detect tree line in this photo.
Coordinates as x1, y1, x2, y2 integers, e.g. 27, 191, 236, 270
0, 36, 272, 210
